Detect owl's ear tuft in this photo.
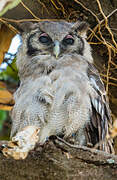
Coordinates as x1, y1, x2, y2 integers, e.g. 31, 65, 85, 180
72, 21, 89, 38
15, 22, 39, 33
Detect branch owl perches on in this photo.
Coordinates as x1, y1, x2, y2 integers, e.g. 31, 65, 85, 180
2, 20, 114, 159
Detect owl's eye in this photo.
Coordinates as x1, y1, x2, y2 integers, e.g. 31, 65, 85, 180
62, 35, 74, 45
39, 33, 52, 45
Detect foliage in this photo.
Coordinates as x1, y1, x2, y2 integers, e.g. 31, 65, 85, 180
0, 24, 15, 65
0, 110, 7, 130
0, 0, 21, 16
0, 57, 18, 133
0, 57, 18, 82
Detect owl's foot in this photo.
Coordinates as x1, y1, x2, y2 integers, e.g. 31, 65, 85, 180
2, 126, 40, 160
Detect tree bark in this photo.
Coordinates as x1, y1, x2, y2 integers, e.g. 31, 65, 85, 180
0, 140, 117, 180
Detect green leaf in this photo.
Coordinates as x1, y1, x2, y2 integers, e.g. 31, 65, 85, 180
0, 110, 7, 130
0, 0, 21, 16
5, 58, 18, 80
0, 58, 19, 81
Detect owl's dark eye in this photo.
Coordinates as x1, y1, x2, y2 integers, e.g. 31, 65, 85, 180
39, 33, 52, 45
62, 35, 74, 45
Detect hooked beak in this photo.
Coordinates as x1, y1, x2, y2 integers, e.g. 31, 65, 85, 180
53, 40, 60, 58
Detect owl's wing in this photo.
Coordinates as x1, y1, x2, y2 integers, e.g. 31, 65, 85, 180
86, 62, 114, 153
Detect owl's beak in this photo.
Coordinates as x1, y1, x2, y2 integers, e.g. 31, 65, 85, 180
53, 40, 60, 58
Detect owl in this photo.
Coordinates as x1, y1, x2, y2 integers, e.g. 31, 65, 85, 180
3, 20, 114, 159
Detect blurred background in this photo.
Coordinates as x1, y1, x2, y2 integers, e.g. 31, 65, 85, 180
0, 34, 21, 140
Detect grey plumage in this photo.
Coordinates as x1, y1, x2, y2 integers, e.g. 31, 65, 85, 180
11, 21, 114, 153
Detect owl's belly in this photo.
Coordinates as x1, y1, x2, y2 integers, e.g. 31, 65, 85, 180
38, 71, 91, 144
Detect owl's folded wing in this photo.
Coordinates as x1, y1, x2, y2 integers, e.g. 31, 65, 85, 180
86, 62, 114, 153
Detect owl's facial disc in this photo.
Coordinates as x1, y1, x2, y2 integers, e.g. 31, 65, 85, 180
53, 35, 74, 58
38, 33, 60, 58
53, 40, 60, 58
39, 33, 52, 45
27, 30, 75, 58
62, 35, 74, 46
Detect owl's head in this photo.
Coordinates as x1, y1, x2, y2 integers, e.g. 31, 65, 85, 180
18, 21, 93, 62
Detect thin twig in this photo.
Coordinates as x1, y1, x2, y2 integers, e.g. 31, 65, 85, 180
74, 0, 100, 23
37, 0, 50, 15
20, 1, 40, 20
56, 136, 116, 158
96, 0, 117, 48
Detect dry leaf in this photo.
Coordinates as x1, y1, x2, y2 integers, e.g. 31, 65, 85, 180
110, 119, 117, 138
0, 24, 15, 65
0, 104, 13, 111
0, 89, 14, 110
0, 89, 13, 104
0, 81, 6, 89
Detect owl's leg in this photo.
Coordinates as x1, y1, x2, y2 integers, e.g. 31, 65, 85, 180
74, 128, 86, 145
